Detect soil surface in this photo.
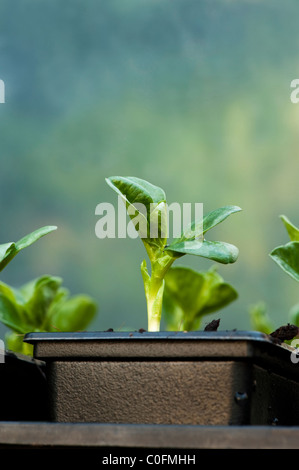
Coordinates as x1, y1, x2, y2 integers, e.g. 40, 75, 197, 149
269, 323, 299, 342
204, 319, 221, 331
105, 321, 299, 343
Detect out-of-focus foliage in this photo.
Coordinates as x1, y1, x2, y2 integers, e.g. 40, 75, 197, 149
249, 302, 274, 335
0, 226, 57, 272
1, 0, 299, 334
164, 266, 238, 331
0, 275, 97, 355
270, 215, 299, 282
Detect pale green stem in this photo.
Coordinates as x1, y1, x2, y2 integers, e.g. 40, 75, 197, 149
141, 246, 175, 332
146, 276, 165, 332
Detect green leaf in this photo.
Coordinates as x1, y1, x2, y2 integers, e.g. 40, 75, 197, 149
48, 295, 97, 332
23, 275, 63, 326
169, 205, 242, 246
0, 277, 63, 333
0, 243, 14, 265
106, 176, 167, 249
203, 205, 242, 234
166, 205, 241, 264
270, 241, 299, 282
163, 266, 238, 331
5, 331, 34, 356
280, 215, 299, 242
0, 293, 29, 333
0, 226, 57, 272
14, 225, 57, 250
0, 280, 48, 332
0, 274, 98, 355
106, 176, 166, 210
0, 280, 19, 304
162, 286, 186, 331
165, 239, 239, 264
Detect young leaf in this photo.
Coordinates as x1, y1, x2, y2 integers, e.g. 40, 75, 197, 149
5, 331, 34, 356
0, 225, 57, 272
22, 276, 63, 326
166, 206, 241, 264
0, 274, 98, 355
203, 206, 242, 234
0, 280, 41, 332
270, 241, 299, 282
163, 266, 238, 331
162, 286, 186, 331
280, 215, 299, 242
168, 205, 241, 246
47, 295, 97, 332
0, 293, 29, 333
0, 280, 19, 304
106, 176, 167, 249
106, 176, 166, 210
165, 239, 239, 264
0, 243, 14, 265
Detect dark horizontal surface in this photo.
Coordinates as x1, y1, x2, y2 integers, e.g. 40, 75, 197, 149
24, 330, 271, 342
0, 422, 299, 449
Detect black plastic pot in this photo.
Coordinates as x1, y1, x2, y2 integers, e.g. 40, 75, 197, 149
0, 348, 48, 421
24, 330, 299, 426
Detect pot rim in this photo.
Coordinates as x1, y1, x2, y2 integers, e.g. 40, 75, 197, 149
24, 329, 275, 343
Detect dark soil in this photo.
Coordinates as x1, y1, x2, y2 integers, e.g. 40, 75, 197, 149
269, 323, 299, 342
105, 321, 299, 344
204, 319, 220, 331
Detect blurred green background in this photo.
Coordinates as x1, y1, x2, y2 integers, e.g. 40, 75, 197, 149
1, 0, 299, 337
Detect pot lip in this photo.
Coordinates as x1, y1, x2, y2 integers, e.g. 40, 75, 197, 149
24, 329, 276, 344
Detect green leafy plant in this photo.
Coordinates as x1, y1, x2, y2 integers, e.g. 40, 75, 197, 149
270, 215, 299, 282
106, 176, 241, 331
0, 226, 97, 355
0, 225, 57, 272
163, 265, 238, 331
249, 215, 299, 342
0, 275, 97, 355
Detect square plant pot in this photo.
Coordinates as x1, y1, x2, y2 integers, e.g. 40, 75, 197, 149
24, 330, 299, 425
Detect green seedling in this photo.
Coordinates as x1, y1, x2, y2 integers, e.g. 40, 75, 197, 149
0, 275, 97, 355
0, 225, 57, 272
106, 176, 241, 331
249, 216, 299, 343
0, 225, 97, 355
267, 215, 299, 342
163, 265, 238, 331
270, 215, 299, 282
